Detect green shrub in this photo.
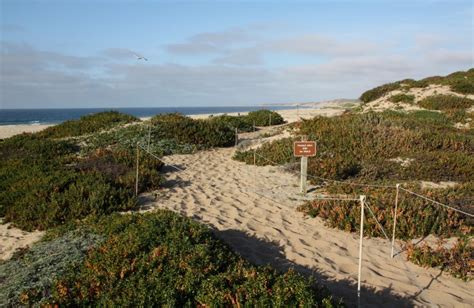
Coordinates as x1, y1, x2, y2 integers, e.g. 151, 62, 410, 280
39, 111, 139, 138
406, 236, 473, 280
418, 95, 474, 111
297, 183, 472, 240
0, 135, 162, 230
151, 113, 236, 147
234, 137, 295, 166
15, 211, 339, 307
245, 109, 285, 126
360, 82, 401, 102
388, 94, 415, 104
451, 80, 474, 94
209, 115, 255, 132
360, 68, 474, 101
235, 111, 474, 183
0, 230, 103, 307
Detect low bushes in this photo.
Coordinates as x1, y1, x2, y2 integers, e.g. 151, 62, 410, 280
234, 111, 474, 183
0, 134, 163, 231
0, 230, 103, 307
246, 109, 285, 126
151, 113, 235, 147
297, 183, 472, 240
360, 82, 401, 103
405, 236, 473, 280
38, 111, 139, 138
418, 95, 474, 111
209, 114, 254, 132
389, 94, 415, 104
360, 68, 474, 102
9, 211, 340, 306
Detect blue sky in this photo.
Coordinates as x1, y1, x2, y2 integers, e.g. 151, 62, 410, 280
1, 0, 473, 108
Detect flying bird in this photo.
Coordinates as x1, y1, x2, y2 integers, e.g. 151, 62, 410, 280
133, 52, 148, 61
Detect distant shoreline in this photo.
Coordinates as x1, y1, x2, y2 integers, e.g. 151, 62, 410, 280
0, 102, 354, 139
0, 105, 319, 126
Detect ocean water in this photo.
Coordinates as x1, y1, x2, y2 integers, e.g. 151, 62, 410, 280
0, 106, 297, 125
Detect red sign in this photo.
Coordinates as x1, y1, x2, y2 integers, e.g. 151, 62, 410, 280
293, 141, 317, 157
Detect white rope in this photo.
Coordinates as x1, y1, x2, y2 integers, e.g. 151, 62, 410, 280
254, 152, 395, 189
399, 187, 474, 218
137, 144, 186, 172
363, 200, 391, 241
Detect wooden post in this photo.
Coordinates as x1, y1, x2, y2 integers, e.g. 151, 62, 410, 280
358, 195, 366, 307
253, 120, 256, 132
235, 128, 238, 146
135, 143, 139, 196
391, 184, 400, 258
300, 135, 308, 194
269, 113, 272, 126
147, 123, 152, 151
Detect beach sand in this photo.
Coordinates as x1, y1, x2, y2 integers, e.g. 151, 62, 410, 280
140, 133, 473, 307
0, 222, 44, 261
0, 124, 53, 139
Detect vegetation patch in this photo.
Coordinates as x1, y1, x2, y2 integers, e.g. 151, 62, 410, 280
245, 109, 285, 126
297, 183, 472, 240
38, 111, 139, 138
360, 82, 401, 103
360, 68, 474, 102
209, 114, 255, 132
388, 94, 415, 104
405, 236, 473, 280
0, 230, 103, 307
151, 113, 236, 147
235, 111, 474, 183
418, 95, 474, 111
8, 211, 340, 307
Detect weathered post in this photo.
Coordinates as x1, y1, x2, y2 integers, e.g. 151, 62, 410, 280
135, 143, 139, 196
391, 184, 400, 258
293, 136, 316, 195
269, 113, 272, 126
147, 123, 152, 151
253, 120, 256, 132
235, 128, 238, 146
300, 135, 308, 194
358, 195, 366, 307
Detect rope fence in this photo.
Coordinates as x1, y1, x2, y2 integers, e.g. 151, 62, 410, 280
132, 126, 472, 306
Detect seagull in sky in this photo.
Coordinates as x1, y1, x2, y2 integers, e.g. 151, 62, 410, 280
133, 52, 148, 61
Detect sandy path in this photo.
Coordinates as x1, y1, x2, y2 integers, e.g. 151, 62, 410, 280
141, 146, 473, 307
0, 223, 44, 261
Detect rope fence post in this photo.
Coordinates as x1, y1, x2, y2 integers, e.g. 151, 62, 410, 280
135, 142, 140, 196
253, 120, 256, 132
147, 123, 152, 152
391, 183, 400, 258
269, 112, 272, 126
358, 195, 366, 307
235, 128, 238, 146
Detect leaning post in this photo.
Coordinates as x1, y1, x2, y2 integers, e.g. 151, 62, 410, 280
391, 184, 400, 258
135, 142, 140, 196
357, 195, 366, 307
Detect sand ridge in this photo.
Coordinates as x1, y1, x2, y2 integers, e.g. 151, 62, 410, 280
141, 141, 473, 307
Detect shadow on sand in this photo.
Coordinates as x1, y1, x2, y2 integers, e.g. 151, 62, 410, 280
213, 228, 415, 308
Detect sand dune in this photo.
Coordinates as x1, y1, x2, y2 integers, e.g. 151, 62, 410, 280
140, 137, 473, 307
